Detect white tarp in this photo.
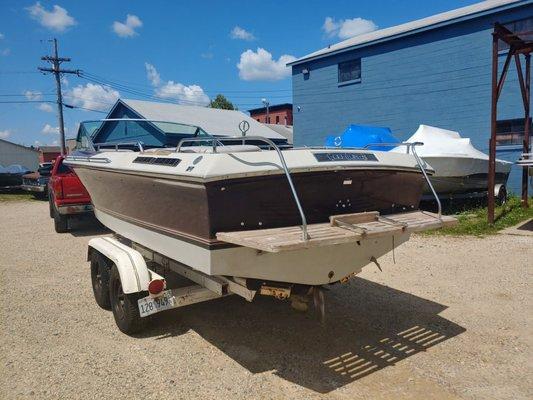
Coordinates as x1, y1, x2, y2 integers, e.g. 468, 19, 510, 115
393, 124, 490, 159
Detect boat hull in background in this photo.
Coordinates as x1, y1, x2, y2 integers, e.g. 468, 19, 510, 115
422, 156, 511, 197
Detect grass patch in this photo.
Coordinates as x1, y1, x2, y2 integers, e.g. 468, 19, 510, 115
0, 191, 39, 202
425, 195, 533, 236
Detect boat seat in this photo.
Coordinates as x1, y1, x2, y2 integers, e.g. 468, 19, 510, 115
180, 145, 261, 154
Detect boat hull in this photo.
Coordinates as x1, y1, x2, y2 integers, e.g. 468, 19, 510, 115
95, 207, 411, 285
74, 166, 426, 247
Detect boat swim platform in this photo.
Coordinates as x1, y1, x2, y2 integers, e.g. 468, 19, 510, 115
217, 211, 457, 253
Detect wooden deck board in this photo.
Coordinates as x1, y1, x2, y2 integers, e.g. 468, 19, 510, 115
217, 211, 457, 253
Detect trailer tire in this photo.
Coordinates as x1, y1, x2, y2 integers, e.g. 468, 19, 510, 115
109, 264, 146, 335
53, 208, 68, 233
90, 253, 111, 310
496, 185, 507, 206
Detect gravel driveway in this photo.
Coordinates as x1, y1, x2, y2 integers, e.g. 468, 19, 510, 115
0, 200, 531, 399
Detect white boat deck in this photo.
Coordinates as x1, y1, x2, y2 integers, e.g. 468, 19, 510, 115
217, 211, 457, 253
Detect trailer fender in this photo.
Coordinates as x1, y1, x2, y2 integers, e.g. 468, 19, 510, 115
88, 237, 154, 294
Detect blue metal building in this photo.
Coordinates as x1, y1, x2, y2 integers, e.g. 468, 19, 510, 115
289, 0, 533, 194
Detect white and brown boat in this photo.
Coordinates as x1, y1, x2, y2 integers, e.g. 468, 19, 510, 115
66, 119, 454, 286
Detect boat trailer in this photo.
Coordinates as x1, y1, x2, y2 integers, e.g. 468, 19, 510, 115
88, 209, 456, 334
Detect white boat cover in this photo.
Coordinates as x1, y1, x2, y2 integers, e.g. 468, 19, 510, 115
393, 124, 490, 159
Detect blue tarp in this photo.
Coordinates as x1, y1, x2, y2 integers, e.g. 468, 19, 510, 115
325, 125, 400, 151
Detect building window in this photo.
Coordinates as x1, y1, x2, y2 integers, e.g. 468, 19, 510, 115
496, 118, 532, 146
338, 59, 361, 83
276, 115, 280, 124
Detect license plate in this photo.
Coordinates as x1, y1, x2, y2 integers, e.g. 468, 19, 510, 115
138, 290, 176, 317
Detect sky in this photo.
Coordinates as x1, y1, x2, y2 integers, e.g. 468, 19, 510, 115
0, 0, 482, 147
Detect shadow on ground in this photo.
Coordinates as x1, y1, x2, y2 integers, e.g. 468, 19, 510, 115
517, 218, 533, 231
67, 214, 110, 236
136, 277, 466, 393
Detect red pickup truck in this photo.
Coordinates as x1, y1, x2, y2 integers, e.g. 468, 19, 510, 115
48, 155, 93, 233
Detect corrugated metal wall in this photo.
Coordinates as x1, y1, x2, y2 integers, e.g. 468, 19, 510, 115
292, 4, 533, 194
0, 140, 39, 170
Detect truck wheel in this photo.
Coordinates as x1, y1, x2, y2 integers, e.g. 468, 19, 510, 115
48, 195, 54, 218
91, 253, 111, 310
53, 208, 69, 233
109, 264, 146, 334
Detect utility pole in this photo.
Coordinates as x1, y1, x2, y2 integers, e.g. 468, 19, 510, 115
262, 98, 270, 123
38, 38, 80, 155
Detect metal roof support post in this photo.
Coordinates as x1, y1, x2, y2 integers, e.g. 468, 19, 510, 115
522, 53, 531, 208
489, 22, 533, 222
488, 32, 499, 224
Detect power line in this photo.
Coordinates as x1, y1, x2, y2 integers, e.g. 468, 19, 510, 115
63, 103, 107, 113
0, 100, 54, 104
0, 71, 41, 74
0, 93, 55, 97
78, 73, 266, 107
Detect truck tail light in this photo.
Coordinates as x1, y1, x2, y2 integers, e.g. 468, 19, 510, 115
148, 279, 166, 296
54, 180, 63, 199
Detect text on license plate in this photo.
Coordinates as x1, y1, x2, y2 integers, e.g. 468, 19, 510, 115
138, 290, 176, 317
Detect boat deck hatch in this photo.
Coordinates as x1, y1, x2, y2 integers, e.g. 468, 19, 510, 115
217, 211, 457, 253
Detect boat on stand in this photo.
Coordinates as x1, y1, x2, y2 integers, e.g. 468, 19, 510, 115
66, 118, 455, 332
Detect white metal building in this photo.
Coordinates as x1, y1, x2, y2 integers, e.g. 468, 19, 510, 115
0, 138, 40, 170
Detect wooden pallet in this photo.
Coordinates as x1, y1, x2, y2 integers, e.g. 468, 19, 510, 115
216, 211, 457, 253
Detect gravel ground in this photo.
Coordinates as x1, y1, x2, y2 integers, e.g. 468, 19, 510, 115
0, 200, 531, 400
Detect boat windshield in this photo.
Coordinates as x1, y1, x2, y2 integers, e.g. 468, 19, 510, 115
75, 119, 211, 151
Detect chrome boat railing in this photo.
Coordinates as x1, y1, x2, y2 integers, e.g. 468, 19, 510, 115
95, 141, 145, 152
363, 141, 442, 219
176, 135, 310, 241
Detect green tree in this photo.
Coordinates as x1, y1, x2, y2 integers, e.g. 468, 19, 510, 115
209, 94, 235, 110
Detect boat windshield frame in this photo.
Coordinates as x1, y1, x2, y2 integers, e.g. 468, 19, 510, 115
75, 119, 212, 152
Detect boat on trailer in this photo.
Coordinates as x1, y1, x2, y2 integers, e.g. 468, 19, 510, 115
392, 125, 512, 201
66, 118, 456, 333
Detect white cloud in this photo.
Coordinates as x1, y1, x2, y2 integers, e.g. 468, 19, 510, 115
112, 14, 143, 38
230, 26, 256, 41
24, 90, 42, 101
155, 82, 210, 106
237, 48, 296, 81
322, 17, 377, 39
38, 103, 54, 113
0, 129, 11, 139
144, 62, 161, 86
42, 124, 59, 135
1, 48, 11, 56
144, 63, 210, 106
0, 33, 4, 39
65, 83, 120, 111
26, 2, 76, 32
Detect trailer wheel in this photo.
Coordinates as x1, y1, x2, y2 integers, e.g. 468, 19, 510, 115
53, 208, 68, 233
90, 253, 111, 310
496, 185, 507, 206
109, 264, 146, 334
